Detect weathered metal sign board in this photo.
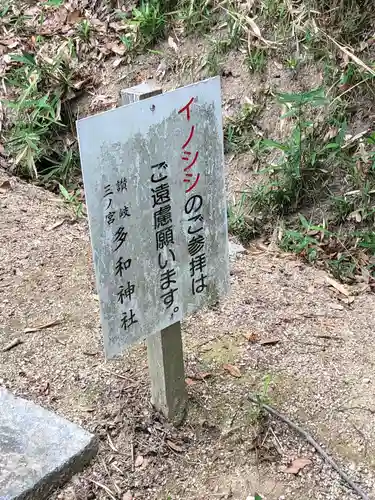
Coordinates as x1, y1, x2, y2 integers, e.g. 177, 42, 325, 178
77, 76, 229, 358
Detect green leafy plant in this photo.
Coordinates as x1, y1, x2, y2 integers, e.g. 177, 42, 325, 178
43, 0, 64, 6
246, 47, 267, 73
224, 102, 260, 153
131, 0, 166, 46
77, 19, 91, 41
177, 0, 214, 34
0, 2, 10, 17
3, 46, 78, 182
59, 183, 85, 218
248, 88, 340, 215
280, 215, 329, 262
227, 193, 259, 241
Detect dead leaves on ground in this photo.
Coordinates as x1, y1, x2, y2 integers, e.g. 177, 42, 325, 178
325, 276, 351, 297
223, 363, 242, 378
242, 331, 280, 346
283, 457, 312, 474
167, 36, 178, 53
166, 439, 184, 453
0, 180, 12, 193
242, 331, 259, 342
185, 371, 212, 386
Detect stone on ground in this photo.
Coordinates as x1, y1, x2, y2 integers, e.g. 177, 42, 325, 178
0, 388, 98, 500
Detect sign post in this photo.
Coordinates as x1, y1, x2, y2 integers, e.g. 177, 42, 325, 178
77, 77, 229, 424
121, 84, 186, 424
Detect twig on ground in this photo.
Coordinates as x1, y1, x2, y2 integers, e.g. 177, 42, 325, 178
87, 479, 117, 500
192, 333, 225, 351
111, 463, 124, 475
55, 338, 67, 346
249, 395, 370, 500
107, 432, 119, 453
315, 334, 343, 341
99, 366, 128, 380
24, 318, 62, 333
269, 426, 284, 455
101, 458, 122, 495
131, 436, 135, 472
2, 338, 23, 352
348, 419, 368, 458
338, 406, 375, 415
292, 340, 326, 348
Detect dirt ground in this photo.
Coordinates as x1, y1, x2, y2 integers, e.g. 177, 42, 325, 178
2, 164, 375, 500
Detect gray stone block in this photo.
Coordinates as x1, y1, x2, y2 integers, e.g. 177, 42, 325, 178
0, 388, 98, 500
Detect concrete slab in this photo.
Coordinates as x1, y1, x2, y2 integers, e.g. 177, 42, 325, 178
0, 388, 98, 500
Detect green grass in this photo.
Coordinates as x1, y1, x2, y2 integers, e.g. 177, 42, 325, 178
131, 0, 166, 46
227, 85, 375, 283
224, 102, 261, 154
1, 0, 375, 287
247, 88, 338, 215
246, 47, 268, 73
77, 20, 91, 41
3, 48, 78, 181
176, 0, 216, 34
59, 183, 86, 218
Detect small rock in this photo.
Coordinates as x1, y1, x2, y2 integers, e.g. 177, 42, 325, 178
228, 241, 246, 261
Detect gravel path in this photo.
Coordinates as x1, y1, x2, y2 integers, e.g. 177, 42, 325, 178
1, 168, 374, 499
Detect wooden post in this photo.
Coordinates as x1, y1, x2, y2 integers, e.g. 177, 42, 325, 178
120, 82, 187, 425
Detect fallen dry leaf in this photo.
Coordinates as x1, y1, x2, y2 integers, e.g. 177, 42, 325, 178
329, 303, 344, 311
247, 17, 262, 38
156, 60, 167, 79
24, 319, 62, 333
0, 180, 12, 193
67, 10, 83, 24
223, 363, 241, 378
109, 42, 126, 56
341, 296, 354, 305
242, 332, 259, 342
134, 455, 144, 467
168, 36, 178, 53
284, 457, 312, 474
42, 381, 50, 396
166, 439, 183, 452
112, 57, 124, 68
326, 276, 351, 297
47, 219, 65, 231
260, 338, 280, 346
191, 371, 212, 380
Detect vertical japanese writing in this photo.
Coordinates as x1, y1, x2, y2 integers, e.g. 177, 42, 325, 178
102, 178, 138, 331
179, 98, 207, 295
178, 97, 200, 194
150, 162, 179, 313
